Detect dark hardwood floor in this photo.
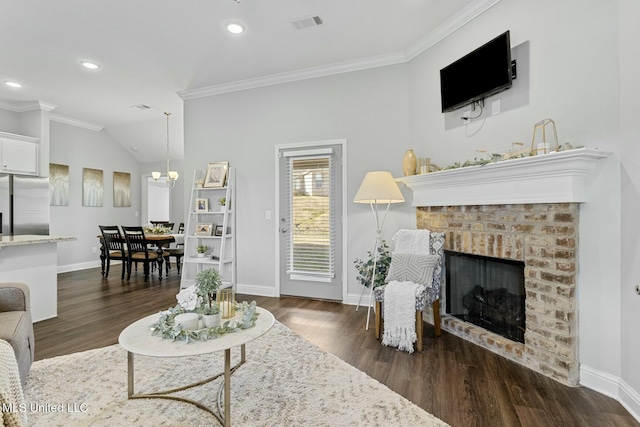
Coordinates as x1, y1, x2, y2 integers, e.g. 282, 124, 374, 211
34, 267, 639, 427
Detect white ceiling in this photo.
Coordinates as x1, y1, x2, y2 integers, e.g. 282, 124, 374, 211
0, 0, 493, 162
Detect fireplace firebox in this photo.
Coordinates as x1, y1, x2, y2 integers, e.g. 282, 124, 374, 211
445, 251, 525, 343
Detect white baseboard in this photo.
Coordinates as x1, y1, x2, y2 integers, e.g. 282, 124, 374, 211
345, 291, 373, 307
236, 283, 279, 298
58, 260, 102, 273
580, 364, 640, 423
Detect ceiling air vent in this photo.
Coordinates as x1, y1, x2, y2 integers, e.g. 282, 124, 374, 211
130, 104, 151, 110
291, 15, 323, 31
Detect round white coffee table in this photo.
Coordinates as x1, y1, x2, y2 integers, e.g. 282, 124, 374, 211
118, 306, 274, 426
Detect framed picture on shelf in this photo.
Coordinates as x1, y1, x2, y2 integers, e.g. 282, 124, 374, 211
195, 223, 213, 236
195, 198, 208, 212
214, 225, 224, 236
204, 162, 229, 188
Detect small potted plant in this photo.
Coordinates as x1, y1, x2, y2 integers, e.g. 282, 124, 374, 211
195, 268, 223, 327
218, 197, 227, 212
196, 245, 209, 258
201, 301, 220, 327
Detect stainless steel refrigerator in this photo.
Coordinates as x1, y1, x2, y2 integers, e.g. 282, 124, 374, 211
0, 174, 50, 235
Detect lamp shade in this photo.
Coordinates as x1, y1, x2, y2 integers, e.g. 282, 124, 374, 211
353, 171, 405, 204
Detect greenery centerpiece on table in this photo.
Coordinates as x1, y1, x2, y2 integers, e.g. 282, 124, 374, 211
152, 272, 259, 342
143, 223, 172, 234
353, 240, 391, 288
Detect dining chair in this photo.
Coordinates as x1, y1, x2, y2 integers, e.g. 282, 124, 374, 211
98, 225, 128, 279
162, 222, 185, 274
121, 226, 159, 282
159, 223, 184, 275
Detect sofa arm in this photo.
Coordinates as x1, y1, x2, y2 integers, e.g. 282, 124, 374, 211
0, 283, 30, 313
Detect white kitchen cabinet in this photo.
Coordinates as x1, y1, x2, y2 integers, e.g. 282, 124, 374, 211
0, 132, 39, 176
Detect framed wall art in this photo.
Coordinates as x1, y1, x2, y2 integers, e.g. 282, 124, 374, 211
82, 167, 104, 207
113, 171, 131, 207
49, 163, 69, 206
204, 162, 229, 188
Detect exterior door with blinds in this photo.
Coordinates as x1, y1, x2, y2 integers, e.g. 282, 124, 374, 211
278, 143, 343, 301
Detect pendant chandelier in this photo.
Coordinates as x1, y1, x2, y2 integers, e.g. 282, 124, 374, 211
152, 112, 179, 188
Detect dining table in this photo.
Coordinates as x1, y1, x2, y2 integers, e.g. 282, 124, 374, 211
97, 233, 184, 278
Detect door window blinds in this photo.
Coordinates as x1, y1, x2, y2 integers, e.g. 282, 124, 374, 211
283, 153, 335, 279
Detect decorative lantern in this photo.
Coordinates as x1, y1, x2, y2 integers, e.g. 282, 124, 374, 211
217, 288, 236, 319
531, 119, 559, 155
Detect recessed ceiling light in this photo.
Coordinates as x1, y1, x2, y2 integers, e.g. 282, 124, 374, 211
81, 61, 100, 70
226, 21, 245, 34
4, 81, 22, 88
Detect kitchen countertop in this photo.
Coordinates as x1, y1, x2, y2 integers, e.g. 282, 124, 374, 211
0, 235, 76, 247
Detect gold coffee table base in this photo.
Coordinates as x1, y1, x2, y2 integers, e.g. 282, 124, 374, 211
127, 344, 246, 427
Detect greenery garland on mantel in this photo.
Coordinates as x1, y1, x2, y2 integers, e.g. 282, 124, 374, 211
437, 144, 584, 172
151, 301, 259, 343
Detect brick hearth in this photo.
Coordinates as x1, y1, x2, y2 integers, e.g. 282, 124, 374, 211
417, 203, 579, 386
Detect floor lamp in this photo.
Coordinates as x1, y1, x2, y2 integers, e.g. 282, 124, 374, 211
353, 171, 405, 330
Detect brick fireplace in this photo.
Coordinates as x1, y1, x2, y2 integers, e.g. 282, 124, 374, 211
418, 203, 578, 384
397, 148, 609, 387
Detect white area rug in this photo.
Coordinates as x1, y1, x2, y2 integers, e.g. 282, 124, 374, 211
23, 322, 448, 427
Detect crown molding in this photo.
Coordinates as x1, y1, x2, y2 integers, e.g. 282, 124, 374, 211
178, 51, 407, 100
178, 0, 502, 101
0, 100, 57, 112
49, 114, 104, 132
404, 0, 503, 61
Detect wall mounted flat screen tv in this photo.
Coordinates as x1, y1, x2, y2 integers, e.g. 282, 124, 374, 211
440, 31, 512, 113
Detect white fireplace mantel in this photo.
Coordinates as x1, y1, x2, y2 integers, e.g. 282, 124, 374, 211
396, 148, 611, 207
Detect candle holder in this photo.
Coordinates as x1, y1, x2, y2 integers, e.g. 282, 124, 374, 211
217, 288, 236, 319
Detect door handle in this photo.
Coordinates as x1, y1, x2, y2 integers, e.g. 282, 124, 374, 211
280, 228, 288, 233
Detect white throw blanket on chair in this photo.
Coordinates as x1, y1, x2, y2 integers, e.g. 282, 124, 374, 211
393, 229, 430, 254
381, 281, 424, 354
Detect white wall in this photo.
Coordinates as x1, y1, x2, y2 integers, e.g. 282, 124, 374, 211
619, 0, 640, 415
182, 0, 638, 416
49, 121, 142, 271
0, 109, 20, 134
184, 65, 417, 297
408, 0, 640, 416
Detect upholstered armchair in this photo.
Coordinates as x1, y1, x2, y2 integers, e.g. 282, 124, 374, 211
373, 231, 445, 352
0, 282, 34, 385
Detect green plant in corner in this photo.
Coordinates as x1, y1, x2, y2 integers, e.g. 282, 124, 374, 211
218, 197, 226, 207
195, 268, 222, 310
354, 240, 391, 289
